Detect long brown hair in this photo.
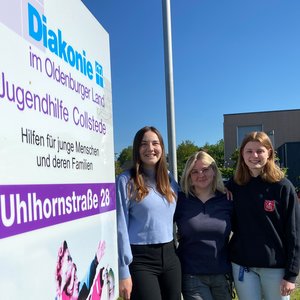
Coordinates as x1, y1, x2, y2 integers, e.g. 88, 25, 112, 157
234, 131, 284, 185
128, 126, 175, 202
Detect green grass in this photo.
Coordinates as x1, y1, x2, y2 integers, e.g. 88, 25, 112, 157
233, 287, 300, 300
291, 288, 300, 300
116, 287, 300, 299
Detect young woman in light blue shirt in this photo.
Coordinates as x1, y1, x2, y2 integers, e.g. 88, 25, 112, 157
116, 126, 181, 300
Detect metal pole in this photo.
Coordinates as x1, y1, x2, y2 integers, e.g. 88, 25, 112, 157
162, 0, 177, 180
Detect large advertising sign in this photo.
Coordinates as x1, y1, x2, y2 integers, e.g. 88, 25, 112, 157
0, 0, 118, 299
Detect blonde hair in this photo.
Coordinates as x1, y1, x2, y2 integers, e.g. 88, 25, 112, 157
180, 151, 225, 197
234, 131, 284, 185
128, 126, 175, 202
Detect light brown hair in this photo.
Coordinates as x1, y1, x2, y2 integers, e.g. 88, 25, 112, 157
234, 131, 284, 185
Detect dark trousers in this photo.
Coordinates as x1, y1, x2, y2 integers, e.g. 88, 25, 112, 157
129, 240, 182, 300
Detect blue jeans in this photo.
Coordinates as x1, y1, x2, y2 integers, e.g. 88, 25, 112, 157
232, 262, 290, 300
182, 274, 232, 300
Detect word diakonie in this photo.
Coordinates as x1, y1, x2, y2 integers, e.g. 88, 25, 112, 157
27, 2, 104, 88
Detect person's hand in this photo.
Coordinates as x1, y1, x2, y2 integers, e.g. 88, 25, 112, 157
280, 279, 295, 296
224, 187, 233, 201
96, 240, 106, 263
119, 277, 132, 300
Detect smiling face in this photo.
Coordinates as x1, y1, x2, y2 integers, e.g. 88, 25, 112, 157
139, 130, 162, 169
190, 159, 215, 192
107, 269, 115, 300
60, 249, 74, 289
242, 141, 270, 176
57, 243, 79, 299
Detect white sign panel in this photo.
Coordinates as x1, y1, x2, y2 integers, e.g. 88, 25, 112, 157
0, 0, 118, 299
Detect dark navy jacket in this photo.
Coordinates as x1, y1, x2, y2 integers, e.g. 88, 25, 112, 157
174, 191, 233, 275
227, 176, 300, 283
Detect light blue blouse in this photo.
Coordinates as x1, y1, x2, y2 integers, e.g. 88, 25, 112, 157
116, 170, 178, 279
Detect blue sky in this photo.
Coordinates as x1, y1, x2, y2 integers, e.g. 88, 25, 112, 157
82, 0, 300, 156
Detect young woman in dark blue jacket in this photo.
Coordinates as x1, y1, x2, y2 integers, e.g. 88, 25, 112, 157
175, 151, 233, 300
227, 131, 300, 300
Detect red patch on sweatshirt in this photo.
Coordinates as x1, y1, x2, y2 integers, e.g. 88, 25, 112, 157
264, 200, 275, 212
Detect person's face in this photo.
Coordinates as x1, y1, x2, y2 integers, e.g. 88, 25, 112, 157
107, 272, 115, 299
242, 141, 270, 176
190, 159, 214, 192
139, 131, 162, 168
60, 249, 78, 298
61, 249, 73, 284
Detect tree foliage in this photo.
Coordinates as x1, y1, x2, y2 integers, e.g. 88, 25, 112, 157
118, 146, 132, 166
200, 139, 224, 167
114, 160, 123, 177
176, 140, 199, 179
115, 146, 133, 176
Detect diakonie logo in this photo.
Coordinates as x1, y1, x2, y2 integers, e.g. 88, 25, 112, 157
27, 3, 104, 88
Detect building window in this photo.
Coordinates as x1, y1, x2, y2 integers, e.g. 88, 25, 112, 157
237, 125, 262, 147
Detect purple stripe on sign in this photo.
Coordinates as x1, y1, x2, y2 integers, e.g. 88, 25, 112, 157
0, 183, 116, 239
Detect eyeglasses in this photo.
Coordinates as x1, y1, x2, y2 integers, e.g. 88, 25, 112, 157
190, 167, 211, 176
